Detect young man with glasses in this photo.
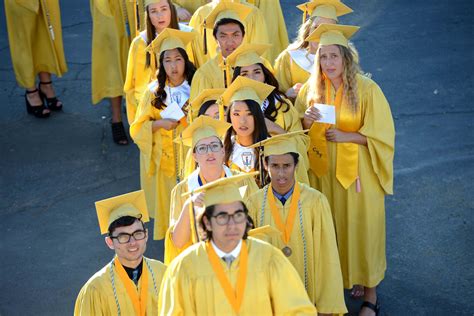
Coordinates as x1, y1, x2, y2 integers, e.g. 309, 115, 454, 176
246, 131, 347, 315
74, 190, 166, 315
164, 115, 258, 263
159, 173, 317, 314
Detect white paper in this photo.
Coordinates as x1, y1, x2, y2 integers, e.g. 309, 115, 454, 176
313, 103, 336, 124
160, 101, 185, 121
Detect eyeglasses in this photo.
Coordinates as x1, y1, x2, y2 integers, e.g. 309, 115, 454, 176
110, 229, 147, 244
195, 142, 222, 155
211, 210, 247, 226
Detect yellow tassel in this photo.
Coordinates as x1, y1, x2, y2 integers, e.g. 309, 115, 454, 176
217, 98, 225, 121
203, 20, 208, 55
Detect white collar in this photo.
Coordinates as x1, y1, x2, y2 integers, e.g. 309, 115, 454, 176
211, 239, 242, 259
187, 166, 232, 191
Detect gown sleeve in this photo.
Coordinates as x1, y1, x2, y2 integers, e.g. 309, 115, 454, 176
130, 90, 163, 175
124, 36, 141, 124
358, 79, 395, 195
74, 281, 108, 315
312, 192, 347, 314
274, 50, 293, 93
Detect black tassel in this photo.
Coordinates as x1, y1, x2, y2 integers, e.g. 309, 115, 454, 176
203, 20, 208, 55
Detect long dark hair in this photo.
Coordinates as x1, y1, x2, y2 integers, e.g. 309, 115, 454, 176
198, 202, 254, 241
145, 1, 180, 68
223, 99, 268, 172
152, 47, 196, 110
232, 63, 290, 122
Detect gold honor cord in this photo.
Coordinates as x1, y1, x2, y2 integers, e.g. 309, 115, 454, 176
206, 241, 248, 313
267, 182, 301, 256
113, 257, 149, 316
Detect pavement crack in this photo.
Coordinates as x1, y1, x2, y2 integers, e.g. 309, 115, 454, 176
394, 110, 474, 119
62, 21, 90, 30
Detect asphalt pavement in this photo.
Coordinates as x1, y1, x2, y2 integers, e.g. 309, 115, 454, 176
0, 0, 473, 315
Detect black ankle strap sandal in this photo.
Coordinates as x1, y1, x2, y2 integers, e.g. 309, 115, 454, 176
111, 122, 129, 145
25, 89, 50, 118
361, 300, 380, 316
39, 81, 63, 111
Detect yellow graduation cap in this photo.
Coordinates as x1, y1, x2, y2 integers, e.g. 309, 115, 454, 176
204, 1, 252, 29
221, 76, 274, 107
249, 130, 309, 157
182, 172, 258, 207
189, 88, 226, 120
201, 1, 252, 54
174, 115, 231, 148
95, 190, 150, 235
297, 0, 353, 22
305, 23, 359, 48
146, 28, 197, 56
223, 43, 271, 68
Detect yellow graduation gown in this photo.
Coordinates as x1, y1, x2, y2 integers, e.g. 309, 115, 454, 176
74, 257, 166, 315
295, 74, 395, 288
245, 0, 289, 62
124, 25, 204, 124
130, 83, 187, 240
164, 166, 259, 264
246, 183, 347, 313
4, 0, 68, 88
188, 1, 270, 62
158, 238, 317, 315
274, 48, 312, 94
90, 0, 137, 104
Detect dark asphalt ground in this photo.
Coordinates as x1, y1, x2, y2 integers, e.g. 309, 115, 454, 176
1, 1, 473, 315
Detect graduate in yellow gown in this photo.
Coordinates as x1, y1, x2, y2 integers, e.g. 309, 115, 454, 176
5, 0, 67, 118
295, 24, 395, 314
274, 0, 353, 100
158, 174, 317, 315
221, 77, 272, 186
246, 131, 347, 314
74, 190, 166, 315
165, 116, 259, 263
242, 0, 289, 62
130, 29, 197, 240
228, 43, 310, 184
188, 2, 252, 101
124, 0, 205, 125
188, 0, 269, 63
90, 0, 148, 144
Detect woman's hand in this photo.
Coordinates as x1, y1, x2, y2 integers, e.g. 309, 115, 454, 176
176, 7, 191, 22
325, 128, 368, 145
152, 119, 179, 132
302, 105, 322, 129
286, 83, 303, 99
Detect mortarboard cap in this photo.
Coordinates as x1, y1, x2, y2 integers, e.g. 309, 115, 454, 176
224, 43, 271, 68
221, 76, 274, 106
174, 115, 231, 148
305, 23, 359, 48
146, 28, 197, 57
95, 190, 149, 235
248, 130, 309, 157
297, 0, 353, 21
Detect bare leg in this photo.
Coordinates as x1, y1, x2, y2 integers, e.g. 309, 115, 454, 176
38, 72, 63, 108
359, 287, 378, 316
111, 96, 123, 123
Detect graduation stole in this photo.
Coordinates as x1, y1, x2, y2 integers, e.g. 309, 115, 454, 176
113, 257, 149, 316
308, 79, 361, 189
206, 241, 248, 313
267, 182, 301, 245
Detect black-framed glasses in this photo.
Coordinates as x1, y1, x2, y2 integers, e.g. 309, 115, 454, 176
110, 229, 147, 244
211, 210, 247, 226
195, 142, 222, 155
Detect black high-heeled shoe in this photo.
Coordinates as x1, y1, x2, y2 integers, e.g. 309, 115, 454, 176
25, 89, 50, 118
39, 81, 63, 111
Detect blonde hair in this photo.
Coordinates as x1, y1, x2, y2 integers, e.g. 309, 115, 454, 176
289, 16, 337, 51
308, 44, 360, 113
